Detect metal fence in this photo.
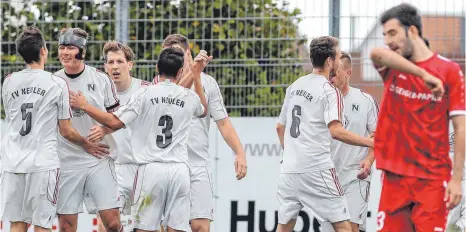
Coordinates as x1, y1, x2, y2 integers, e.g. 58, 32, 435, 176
1, 0, 465, 116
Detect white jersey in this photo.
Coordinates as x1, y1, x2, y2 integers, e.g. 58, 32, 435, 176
113, 80, 205, 164
188, 73, 228, 166
330, 87, 378, 185
278, 74, 344, 173
1, 69, 71, 173
54, 65, 120, 169
113, 77, 151, 164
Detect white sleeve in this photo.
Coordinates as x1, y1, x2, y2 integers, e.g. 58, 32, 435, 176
278, 86, 291, 125
102, 73, 120, 111
207, 79, 228, 121
57, 79, 72, 120
192, 93, 205, 117
366, 94, 379, 133
323, 83, 343, 126
113, 88, 146, 126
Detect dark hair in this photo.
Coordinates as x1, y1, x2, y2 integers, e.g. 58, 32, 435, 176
162, 34, 189, 51
103, 41, 135, 62
15, 26, 46, 64
309, 36, 339, 68
157, 47, 184, 78
380, 3, 423, 37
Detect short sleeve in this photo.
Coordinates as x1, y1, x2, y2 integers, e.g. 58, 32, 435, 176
446, 63, 466, 117
192, 92, 205, 117
102, 73, 120, 111
57, 78, 72, 120
365, 93, 379, 133
207, 78, 228, 121
323, 82, 344, 126
113, 88, 147, 126
278, 86, 291, 125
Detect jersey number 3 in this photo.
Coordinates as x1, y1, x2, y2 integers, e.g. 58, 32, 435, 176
156, 115, 173, 148
290, 105, 301, 138
19, 102, 33, 136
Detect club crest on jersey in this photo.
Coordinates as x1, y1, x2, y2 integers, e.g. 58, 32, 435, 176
352, 104, 359, 112
87, 84, 95, 91
72, 108, 86, 117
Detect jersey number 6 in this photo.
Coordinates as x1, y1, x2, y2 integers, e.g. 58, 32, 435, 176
156, 115, 173, 148
290, 105, 301, 138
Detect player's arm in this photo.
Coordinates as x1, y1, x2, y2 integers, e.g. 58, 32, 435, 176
70, 91, 125, 130
451, 115, 465, 182
191, 51, 212, 118
444, 62, 465, 209
324, 84, 373, 147
178, 51, 213, 89
276, 86, 291, 150
370, 48, 444, 97
58, 120, 109, 158
56, 80, 109, 157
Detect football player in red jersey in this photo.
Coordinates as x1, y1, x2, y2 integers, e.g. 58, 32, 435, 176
370, 3, 465, 232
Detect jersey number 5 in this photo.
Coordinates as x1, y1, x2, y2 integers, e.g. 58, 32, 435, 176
19, 102, 33, 136
290, 105, 301, 138
156, 115, 173, 148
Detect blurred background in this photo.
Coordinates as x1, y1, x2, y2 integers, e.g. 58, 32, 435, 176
0, 0, 465, 231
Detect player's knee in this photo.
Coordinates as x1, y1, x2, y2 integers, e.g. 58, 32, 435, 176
190, 220, 210, 232
102, 219, 121, 232
59, 216, 78, 232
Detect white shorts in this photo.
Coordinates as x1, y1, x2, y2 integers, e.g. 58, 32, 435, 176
277, 168, 350, 225
132, 162, 190, 231
57, 158, 120, 214
320, 179, 370, 231
190, 166, 214, 220
115, 163, 138, 215
0, 169, 60, 229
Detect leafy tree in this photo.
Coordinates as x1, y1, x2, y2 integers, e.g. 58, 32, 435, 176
1, 0, 308, 118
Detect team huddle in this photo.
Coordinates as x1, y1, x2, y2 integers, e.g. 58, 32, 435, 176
0, 3, 465, 232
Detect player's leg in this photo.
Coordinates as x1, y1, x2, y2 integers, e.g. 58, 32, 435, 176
96, 214, 107, 232
163, 163, 191, 232
190, 166, 214, 232
28, 169, 60, 232
276, 173, 302, 232
10, 222, 28, 232
86, 158, 122, 232
57, 168, 89, 232
411, 178, 449, 232
320, 179, 370, 232
1, 172, 27, 232
132, 164, 166, 231
115, 163, 140, 232
376, 171, 415, 232
298, 169, 351, 232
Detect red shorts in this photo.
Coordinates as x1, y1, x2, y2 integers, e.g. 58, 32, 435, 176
377, 171, 449, 232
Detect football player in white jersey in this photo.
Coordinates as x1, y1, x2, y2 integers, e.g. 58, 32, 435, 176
161, 34, 247, 232
0, 27, 109, 232
276, 36, 374, 232
53, 28, 123, 232
319, 51, 379, 232
69, 47, 211, 232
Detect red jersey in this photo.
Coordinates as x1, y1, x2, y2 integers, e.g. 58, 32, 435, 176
375, 53, 465, 180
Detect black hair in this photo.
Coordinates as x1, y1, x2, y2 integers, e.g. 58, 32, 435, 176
309, 36, 339, 68
157, 47, 185, 78
16, 26, 46, 64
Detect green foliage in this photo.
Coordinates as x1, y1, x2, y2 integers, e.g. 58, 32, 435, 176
1, 0, 307, 116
